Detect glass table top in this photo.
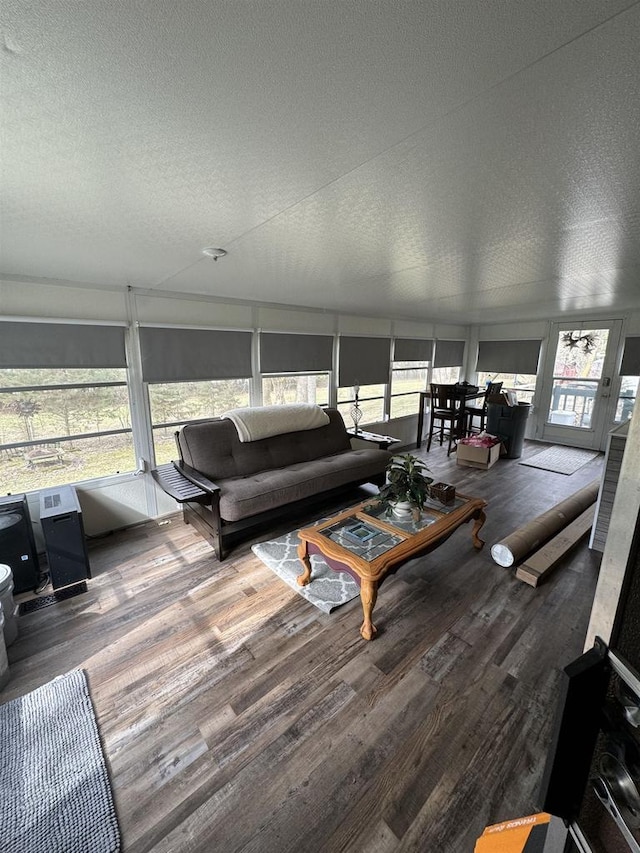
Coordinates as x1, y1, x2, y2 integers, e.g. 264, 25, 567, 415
321, 518, 404, 562
318, 495, 469, 562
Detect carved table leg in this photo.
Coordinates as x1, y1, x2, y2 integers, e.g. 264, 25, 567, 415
471, 509, 486, 550
296, 540, 312, 586
360, 578, 378, 640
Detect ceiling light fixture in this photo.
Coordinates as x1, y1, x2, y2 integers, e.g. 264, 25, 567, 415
202, 247, 227, 261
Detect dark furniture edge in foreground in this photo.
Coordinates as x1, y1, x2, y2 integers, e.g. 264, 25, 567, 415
539, 639, 610, 823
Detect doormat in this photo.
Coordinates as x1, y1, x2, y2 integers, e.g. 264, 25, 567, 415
252, 527, 359, 614
518, 446, 600, 475
0, 669, 120, 853
18, 581, 88, 615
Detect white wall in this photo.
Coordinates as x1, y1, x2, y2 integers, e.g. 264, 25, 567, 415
134, 290, 255, 328
1, 278, 127, 322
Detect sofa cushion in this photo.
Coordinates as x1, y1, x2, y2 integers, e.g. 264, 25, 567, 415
178, 408, 352, 481
217, 448, 390, 521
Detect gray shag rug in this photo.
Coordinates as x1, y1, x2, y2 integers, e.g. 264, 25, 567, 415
518, 445, 600, 475
0, 669, 120, 853
252, 527, 359, 613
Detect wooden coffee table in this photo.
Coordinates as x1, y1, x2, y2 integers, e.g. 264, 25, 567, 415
297, 493, 487, 640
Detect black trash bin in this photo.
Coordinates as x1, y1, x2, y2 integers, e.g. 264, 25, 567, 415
486, 401, 531, 459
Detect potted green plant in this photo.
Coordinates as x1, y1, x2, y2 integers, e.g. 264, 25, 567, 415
377, 453, 433, 519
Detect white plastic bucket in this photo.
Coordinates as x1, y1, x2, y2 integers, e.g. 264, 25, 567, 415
0, 564, 18, 647
0, 604, 9, 691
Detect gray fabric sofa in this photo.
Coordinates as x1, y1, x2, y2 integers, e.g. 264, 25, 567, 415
153, 408, 391, 559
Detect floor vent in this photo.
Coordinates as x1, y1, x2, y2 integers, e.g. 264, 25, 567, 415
18, 582, 88, 615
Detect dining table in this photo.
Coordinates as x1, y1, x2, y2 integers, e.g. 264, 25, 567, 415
415, 386, 487, 449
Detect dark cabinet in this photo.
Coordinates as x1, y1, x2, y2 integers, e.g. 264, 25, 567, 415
39, 486, 91, 591
0, 494, 40, 593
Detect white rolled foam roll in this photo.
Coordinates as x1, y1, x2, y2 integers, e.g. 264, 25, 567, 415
490, 543, 515, 567
490, 480, 600, 569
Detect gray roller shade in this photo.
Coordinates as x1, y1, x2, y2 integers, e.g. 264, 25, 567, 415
139, 327, 252, 382
0, 322, 126, 368
434, 340, 465, 368
477, 339, 541, 374
338, 336, 391, 387
260, 333, 333, 373
621, 337, 640, 376
394, 338, 433, 362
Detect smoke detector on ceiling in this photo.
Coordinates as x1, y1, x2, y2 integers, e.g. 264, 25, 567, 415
202, 247, 227, 261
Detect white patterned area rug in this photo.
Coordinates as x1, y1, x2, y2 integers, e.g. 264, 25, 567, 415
518, 445, 600, 475
252, 527, 359, 614
0, 669, 120, 853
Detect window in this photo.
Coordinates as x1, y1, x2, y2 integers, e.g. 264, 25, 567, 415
337, 336, 391, 427
476, 339, 541, 405
390, 361, 429, 417
140, 326, 253, 465
618, 336, 640, 422
0, 368, 134, 493
259, 332, 332, 410
389, 338, 432, 418
432, 340, 465, 385
0, 322, 131, 492
149, 379, 250, 464
616, 377, 638, 422
545, 329, 609, 428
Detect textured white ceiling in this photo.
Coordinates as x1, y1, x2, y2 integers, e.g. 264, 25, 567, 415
1, 0, 639, 324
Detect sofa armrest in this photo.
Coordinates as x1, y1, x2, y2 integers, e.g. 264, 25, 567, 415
152, 461, 219, 503
171, 461, 225, 561
174, 461, 222, 498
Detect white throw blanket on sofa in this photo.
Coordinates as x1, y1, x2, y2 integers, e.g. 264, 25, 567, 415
221, 404, 330, 442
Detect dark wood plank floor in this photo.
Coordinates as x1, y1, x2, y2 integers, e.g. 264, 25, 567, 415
4, 440, 605, 852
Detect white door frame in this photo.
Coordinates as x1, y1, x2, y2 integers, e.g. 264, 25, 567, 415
537, 319, 623, 451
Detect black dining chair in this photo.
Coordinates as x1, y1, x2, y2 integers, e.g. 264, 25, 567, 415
465, 381, 503, 435
426, 383, 467, 455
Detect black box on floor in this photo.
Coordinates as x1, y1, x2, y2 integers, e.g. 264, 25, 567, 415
0, 493, 40, 593
39, 486, 91, 591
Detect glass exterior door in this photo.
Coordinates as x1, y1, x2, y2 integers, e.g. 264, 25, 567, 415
540, 321, 622, 450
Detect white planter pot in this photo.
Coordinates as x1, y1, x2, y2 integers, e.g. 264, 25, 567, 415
391, 500, 415, 519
